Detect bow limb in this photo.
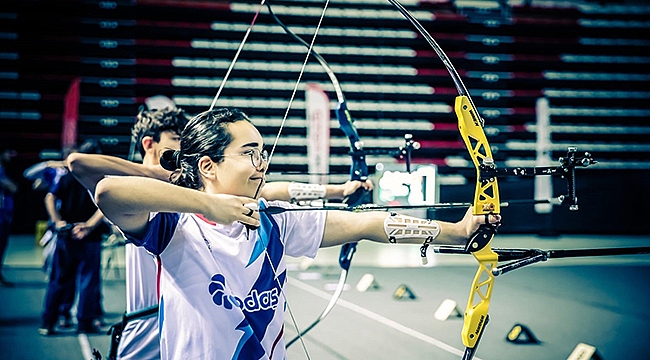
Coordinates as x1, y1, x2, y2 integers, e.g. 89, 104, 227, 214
385, 1, 499, 358
267, 2, 370, 347
264, 3, 368, 198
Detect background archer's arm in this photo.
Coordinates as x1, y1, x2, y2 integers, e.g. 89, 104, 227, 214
260, 180, 373, 202
67, 153, 171, 194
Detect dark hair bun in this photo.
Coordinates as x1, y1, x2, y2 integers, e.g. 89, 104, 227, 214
160, 149, 181, 171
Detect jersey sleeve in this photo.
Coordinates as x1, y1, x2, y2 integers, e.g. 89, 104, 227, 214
125, 212, 180, 255
264, 200, 326, 259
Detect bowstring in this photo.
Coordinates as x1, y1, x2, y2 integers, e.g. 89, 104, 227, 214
208, 0, 267, 111
266, 0, 331, 165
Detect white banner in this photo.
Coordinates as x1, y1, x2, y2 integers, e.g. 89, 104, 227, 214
535, 97, 553, 214
305, 83, 330, 185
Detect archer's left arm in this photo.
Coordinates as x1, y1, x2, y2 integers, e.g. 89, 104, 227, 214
320, 207, 500, 248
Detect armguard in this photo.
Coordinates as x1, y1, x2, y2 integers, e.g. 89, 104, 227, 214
287, 182, 327, 201
383, 212, 440, 265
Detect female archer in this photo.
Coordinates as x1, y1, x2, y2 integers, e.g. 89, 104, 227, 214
93, 107, 500, 360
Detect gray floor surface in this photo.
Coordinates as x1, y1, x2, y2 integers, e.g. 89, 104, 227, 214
1, 234, 649, 360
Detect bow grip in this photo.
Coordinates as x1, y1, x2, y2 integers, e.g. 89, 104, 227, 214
465, 223, 498, 253
336, 102, 369, 207
344, 187, 369, 208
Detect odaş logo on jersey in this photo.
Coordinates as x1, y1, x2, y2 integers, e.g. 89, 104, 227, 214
209, 274, 279, 312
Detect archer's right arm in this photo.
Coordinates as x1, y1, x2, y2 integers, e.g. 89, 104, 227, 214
67, 153, 170, 194
94, 176, 259, 238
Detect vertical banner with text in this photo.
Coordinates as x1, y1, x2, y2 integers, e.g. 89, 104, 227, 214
305, 83, 330, 185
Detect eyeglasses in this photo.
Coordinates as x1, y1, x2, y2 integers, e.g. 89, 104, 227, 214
222, 148, 268, 169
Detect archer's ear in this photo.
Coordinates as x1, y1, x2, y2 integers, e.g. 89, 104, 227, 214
198, 155, 216, 180
141, 136, 154, 152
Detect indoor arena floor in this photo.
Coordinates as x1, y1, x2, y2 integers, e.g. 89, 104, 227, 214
1, 233, 649, 360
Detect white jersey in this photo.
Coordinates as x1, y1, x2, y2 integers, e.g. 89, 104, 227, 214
128, 199, 325, 360
117, 244, 160, 360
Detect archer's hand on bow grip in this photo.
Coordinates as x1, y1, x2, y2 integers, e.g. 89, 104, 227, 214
460, 208, 501, 252
341, 179, 373, 198
343, 186, 369, 207
465, 222, 499, 253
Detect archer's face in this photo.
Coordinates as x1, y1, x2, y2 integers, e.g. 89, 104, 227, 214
213, 121, 267, 198
147, 130, 181, 165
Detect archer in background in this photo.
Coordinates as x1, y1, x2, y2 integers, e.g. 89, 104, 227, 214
77, 107, 498, 360
24, 148, 76, 328
39, 140, 111, 336
0, 147, 18, 287
66, 102, 373, 360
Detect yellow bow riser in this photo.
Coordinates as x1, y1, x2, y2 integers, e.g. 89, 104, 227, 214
455, 96, 500, 215
456, 95, 500, 349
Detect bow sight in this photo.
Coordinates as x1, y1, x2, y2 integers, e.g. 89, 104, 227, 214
478, 147, 596, 211
347, 133, 422, 173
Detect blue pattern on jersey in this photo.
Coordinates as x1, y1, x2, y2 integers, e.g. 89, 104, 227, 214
232, 319, 264, 360
209, 274, 236, 309
247, 202, 270, 267
261, 202, 284, 269
240, 200, 286, 358
158, 296, 164, 338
